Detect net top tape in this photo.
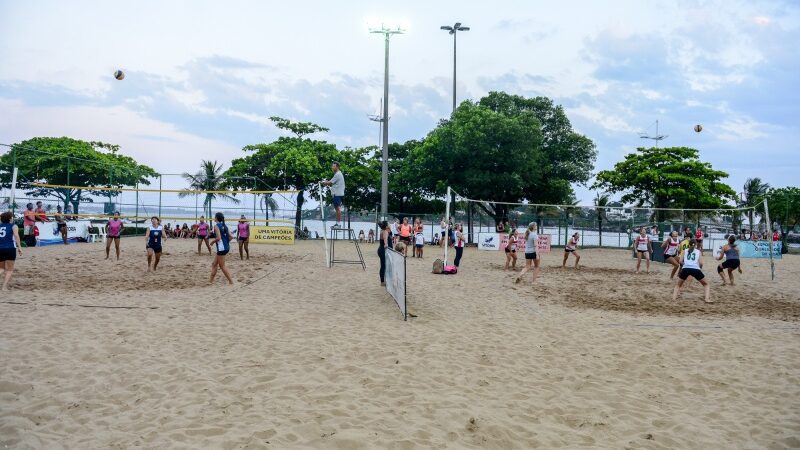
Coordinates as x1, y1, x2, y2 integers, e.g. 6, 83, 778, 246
27, 182, 298, 195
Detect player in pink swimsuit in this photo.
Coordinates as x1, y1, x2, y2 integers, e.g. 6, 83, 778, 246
237, 215, 250, 260
105, 212, 124, 260
196, 216, 212, 255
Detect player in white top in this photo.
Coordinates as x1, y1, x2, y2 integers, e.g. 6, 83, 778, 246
661, 230, 681, 279
414, 232, 425, 258
514, 222, 541, 284
672, 238, 711, 303
562, 232, 581, 268
632, 228, 653, 273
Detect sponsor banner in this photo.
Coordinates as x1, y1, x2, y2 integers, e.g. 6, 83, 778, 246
498, 233, 552, 253
477, 232, 501, 251
250, 226, 295, 245
385, 248, 407, 320
712, 240, 782, 259
36, 220, 91, 244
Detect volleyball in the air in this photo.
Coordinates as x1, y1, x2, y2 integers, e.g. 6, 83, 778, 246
114, 70, 125, 80
694, 124, 703, 132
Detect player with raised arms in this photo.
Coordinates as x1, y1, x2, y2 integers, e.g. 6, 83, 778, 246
673, 238, 712, 303
106, 211, 124, 260
210, 212, 234, 285
661, 230, 681, 279
562, 232, 581, 268
145, 216, 163, 272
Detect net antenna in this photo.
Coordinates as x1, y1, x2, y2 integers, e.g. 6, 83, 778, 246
639, 119, 668, 147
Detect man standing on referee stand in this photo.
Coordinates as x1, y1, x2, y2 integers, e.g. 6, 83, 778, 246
321, 162, 345, 228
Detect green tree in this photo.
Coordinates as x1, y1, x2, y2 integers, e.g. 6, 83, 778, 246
766, 187, 800, 254
593, 146, 737, 221
0, 136, 157, 213
478, 91, 597, 204
365, 139, 443, 217
408, 101, 544, 224
741, 177, 770, 235
594, 192, 610, 246
180, 160, 239, 218
231, 117, 340, 229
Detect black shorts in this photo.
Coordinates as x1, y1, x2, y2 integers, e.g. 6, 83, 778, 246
197, 234, 207, 240
718, 259, 740, 272
441, 231, 446, 237
637, 250, 649, 255
679, 268, 704, 281
525, 252, 537, 260
57, 223, 67, 230
400, 236, 411, 244
0, 248, 17, 262
238, 237, 249, 242
505, 248, 516, 253
217, 249, 229, 256
147, 244, 162, 254
664, 252, 678, 259
108, 235, 120, 240
415, 244, 423, 249
565, 248, 575, 253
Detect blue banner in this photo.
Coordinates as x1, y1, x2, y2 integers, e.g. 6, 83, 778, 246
737, 240, 782, 259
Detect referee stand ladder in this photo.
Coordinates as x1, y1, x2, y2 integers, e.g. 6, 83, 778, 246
318, 183, 365, 270
329, 225, 366, 270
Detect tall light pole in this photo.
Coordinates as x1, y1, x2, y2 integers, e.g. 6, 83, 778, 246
370, 24, 404, 219
440, 22, 470, 113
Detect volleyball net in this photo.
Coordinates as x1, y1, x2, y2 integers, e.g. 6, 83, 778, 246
443, 187, 778, 279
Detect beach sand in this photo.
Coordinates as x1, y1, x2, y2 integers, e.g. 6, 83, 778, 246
1, 237, 798, 449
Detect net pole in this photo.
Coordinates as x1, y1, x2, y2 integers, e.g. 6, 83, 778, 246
444, 186, 451, 264
158, 175, 162, 218
319, 183, 330, 268
9, 167, 17, 213
764, 198, 775, 280
135, 182, 139, 234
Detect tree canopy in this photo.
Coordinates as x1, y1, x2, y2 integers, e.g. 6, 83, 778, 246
408, 100, 546, 223
227, 118, 339, 229
0, 136, 157, 212
593, 146, 737, 219
478, 91, 597, 204
766, 187, 800, 253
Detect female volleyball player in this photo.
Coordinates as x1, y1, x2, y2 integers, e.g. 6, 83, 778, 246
377, 220, 390, 286
106, 211, 124, 260
504, 229, 518, 271
196, 216, 212, 255
144, 216, 163, 272
237, 215, 250, 260
453, 223, 465, 267
673, 239, 712, 303
562, 232, 581, 268
54, 205, 68, 245
515, 222, 540, 284
633, 227, 653, 273
210, 212, 234, 285
716, 235, 742, 285
0, 211, 23, 291
661, 230, 681, 279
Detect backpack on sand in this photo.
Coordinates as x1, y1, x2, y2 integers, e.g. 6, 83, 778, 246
432, 258, 444, 274
443, 265, 458, 275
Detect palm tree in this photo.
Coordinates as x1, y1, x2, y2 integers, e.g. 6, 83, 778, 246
594, 192, 610, 247
180, 160, 239, 218
260, 194, 279, 220
742, 178, 770, 236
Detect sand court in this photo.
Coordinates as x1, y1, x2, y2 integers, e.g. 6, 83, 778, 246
1, 238, 799, 448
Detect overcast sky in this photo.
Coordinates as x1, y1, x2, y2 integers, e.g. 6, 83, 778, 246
1, 0, 798, 203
